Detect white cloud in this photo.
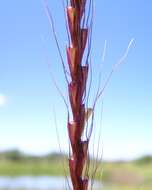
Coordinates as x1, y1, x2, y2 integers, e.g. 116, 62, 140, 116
0, 94, 7, 107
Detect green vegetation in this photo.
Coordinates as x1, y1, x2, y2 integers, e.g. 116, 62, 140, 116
0, 150, 152, 189
0, 150, 68, 176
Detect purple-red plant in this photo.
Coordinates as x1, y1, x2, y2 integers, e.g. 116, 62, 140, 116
45, 1, 134, 189
66, 1, 92, 190
45, 1, 94, 189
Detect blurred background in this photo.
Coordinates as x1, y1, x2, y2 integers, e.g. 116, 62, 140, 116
0, 0, 152, 189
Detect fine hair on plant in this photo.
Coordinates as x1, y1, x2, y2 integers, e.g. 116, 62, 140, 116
44, 0, 134, 190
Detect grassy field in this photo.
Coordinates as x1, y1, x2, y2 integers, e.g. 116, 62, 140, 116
0, 160, 152, 189
0, 151, 152, 190
101, 162, 152, 190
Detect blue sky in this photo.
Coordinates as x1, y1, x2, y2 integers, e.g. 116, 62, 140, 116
0, 0, 151, 160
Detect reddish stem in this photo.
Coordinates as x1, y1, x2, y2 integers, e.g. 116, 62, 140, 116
66, 1, 90, 190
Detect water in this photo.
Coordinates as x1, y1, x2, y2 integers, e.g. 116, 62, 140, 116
0, 176, 102, 190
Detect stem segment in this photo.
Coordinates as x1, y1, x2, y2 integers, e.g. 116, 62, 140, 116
66, 1, 90, 190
